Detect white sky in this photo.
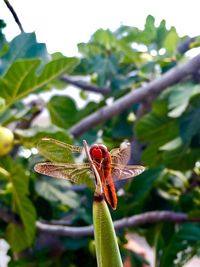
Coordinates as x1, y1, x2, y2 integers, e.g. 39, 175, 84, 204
1, 4, 200, 266
1, 0, 200, 56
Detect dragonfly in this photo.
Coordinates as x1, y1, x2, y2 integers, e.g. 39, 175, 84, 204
34, 138, 145, 210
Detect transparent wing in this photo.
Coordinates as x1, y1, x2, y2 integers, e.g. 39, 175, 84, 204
102, 163, 145, 185
34, 162, 95, 189
110, 142, 131, 166
37, 138, 83, 163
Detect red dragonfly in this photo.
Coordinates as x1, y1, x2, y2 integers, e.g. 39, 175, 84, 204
34, 138, 145, 210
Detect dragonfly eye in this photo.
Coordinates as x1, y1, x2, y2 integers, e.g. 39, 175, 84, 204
98, 144, 108, 156
98, 144, 107, 151
90, 145, 103, 160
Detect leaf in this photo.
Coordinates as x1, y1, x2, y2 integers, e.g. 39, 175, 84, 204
10, 175, 36, 248
92, 29, 118, 50
0, 57, 79, 109
135, 113, 178, 142
6, 224, 30, 252
128, 167, 164, 208
156, 19, 168, 48
167, 84, 195, 118
163, 146, 200, 170
168, 103, 188, 118
103, 111, 133, 141
47, 95, 78, 129
93, 56, 118, 87
0, 166, 10, 178
16, 125, 72, 149
135, 113, 179, 167
164, 27, 179, 54
0, 32, 49, 75
144, 15, 157, 42
0, 157, 36, 252
35, 178, 80, 208
180, 107, 200, 143
0, 97, 5, 111
0, 101, 33, 125
35, 136, 76, 163
47, 96, 98, 130
160, 223, 200, 267
159, 137, 183, 151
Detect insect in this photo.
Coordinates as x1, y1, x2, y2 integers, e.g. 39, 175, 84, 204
34, 138, 145, 210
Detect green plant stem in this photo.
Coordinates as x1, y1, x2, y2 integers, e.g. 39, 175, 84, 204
93, 196, 123, 267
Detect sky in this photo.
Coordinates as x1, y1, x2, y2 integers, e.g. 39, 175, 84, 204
1, 0, 200, 56
1, 3, 200, 266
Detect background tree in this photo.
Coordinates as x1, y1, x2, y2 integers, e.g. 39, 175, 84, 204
0, 4, 200, 266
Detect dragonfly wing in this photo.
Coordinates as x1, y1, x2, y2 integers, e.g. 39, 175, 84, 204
37, 138, 83, 163
110, 142, 131, 166
103, 163, 145, 185
34, 162, 95, 189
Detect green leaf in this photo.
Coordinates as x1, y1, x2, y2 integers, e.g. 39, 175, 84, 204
35, 136, 76, 163
0, 157, 36, 251
10, 175, 36, 247
47, 95, 78, 129
35, 178, 80, 208
0, 57, 79, 109
0, 97, 5, 111
168, 103, 188, 118
180, 107, 200, 143
16, 125, 72, 148
103, 111, 133, 141
167, 84, 195, 118
163, 146, 200, 170
135, 113, 178, 142
92, 29, 118, 50
156, 19, 168, 48
144, 15, 157, 42
135, 113, 179, 166
93, 198, 123, 267
93, 56, 118, 87
159, 137, 183, 151
6, 224, 30, 252
160, 224, 200, 267
0, 32, 49, 74
128, 167, 164, 209
164, 27, 179, 54
0, 102, 29, 125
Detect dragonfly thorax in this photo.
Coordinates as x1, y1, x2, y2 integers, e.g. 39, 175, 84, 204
90, 144, 108, 161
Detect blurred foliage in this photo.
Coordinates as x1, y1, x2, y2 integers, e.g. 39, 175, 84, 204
0, 15, 200, 266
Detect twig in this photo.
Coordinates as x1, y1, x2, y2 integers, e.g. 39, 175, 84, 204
3, 0, 24, 33
69, 53, 200, 137
36, 211, 200, 238
60, 75, 110, 95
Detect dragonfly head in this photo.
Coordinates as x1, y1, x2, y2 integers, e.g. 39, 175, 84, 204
90, 144, 108, 160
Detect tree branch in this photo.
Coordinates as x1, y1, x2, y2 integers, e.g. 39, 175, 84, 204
177, 37, 197, 54
69, 54, 200, 137
3, 0, 24, 33
0, 204, 199, 238
36, 211, 200, 238
60, 75, 110, 95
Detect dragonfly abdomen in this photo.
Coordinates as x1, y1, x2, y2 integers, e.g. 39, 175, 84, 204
103, 180, 117, 210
